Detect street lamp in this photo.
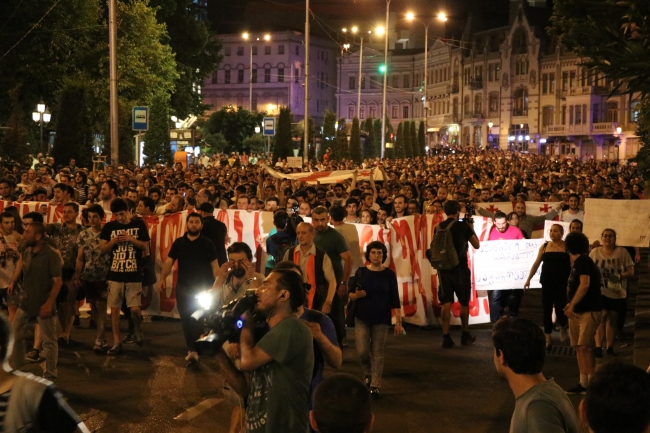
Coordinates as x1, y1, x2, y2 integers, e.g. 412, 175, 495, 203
343, 27, 372, 119
379, 0, 392, 159
615, 126, 623, 169
32, 100, 51, 154
243, 32, 271, 111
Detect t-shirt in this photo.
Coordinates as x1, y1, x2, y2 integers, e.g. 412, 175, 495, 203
589, 247, 634, 299
100, 219, 150, 283
437, 218, 476, 268
77, 228, 111, 282
314, 227, 349, 283
488, 225, 524, 241
246, 316, 314, 433
0, 233, 20, 288
201, 217, 228, 266
46, 223, 83, 272
509, 378, 578, 433
167, 234, 218, 291
350, 267, 401, 325
20, 244, 62, 317
560, 209, 584, 223
299, 308, 338, 402
333, 223, 364, 274
567, 255, 602, 313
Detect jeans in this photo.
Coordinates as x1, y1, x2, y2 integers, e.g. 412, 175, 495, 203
354, 318, 388, 389
12, 308, 58, 378
489, 290, 523, 323
542, 285, 567, 334
176, 291, 202, 352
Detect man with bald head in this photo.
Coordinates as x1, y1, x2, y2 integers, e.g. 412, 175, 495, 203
283, 222, 337, 313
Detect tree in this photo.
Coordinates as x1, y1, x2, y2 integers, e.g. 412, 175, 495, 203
307, 116, 316, 161
52, 78, 96, 170
0, 86, 29, 164
332, 118, 350, 161
200, 106, 266, 153
322, 110, 337, 155
349, 117, 362, 164
373, 119, 383, 158
395, 122, 405, 159
404, 121, 414, 158
410, 121, 418, 158
364, 118, 376, 159
203, 131, 228, 155
143, 93, 173, 165
273, 107, 293, 162
418, 121, 426, 157
242, 134, 266, 154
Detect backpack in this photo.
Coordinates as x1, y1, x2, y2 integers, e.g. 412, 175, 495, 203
269, 233, 296, 266
426, 220, 459, 270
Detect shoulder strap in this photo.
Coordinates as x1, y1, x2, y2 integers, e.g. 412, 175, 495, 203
543, 242, 548, 252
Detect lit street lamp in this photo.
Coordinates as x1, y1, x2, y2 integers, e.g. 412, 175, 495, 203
488, 121, 493, 147
379, 0, 391, 160
615, 126, 623, 169
242, 33, 271, 112
343, 27, 372, 119
32, 100, 51, 154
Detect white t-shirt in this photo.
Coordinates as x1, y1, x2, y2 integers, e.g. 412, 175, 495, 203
589, 246, 634, 298
560, 209, 584, 222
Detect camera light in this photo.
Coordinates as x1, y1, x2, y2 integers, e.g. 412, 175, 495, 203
236, 319, 244, 329
197, 291, 213, 310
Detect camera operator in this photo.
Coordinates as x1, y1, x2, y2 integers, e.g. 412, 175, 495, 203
216, 269, 314, 433
437, 200, 480, 348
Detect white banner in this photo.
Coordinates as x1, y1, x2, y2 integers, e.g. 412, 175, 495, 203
583, 198, 650, 247
473, 239, 544, 291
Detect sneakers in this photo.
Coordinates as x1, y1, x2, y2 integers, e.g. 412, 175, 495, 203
133, 331, 144, 347
26, 349, 41, 363
122, 333, 135, 344
184, 351, 199, 363
107, 343, 122, 356
93, 339, 108, 354
370, 387, 380, 399
461, 332, 476, 346
565, 384, 587, 395
442, 334, 455, 348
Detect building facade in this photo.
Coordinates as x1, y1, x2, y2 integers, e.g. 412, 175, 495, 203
337, 0, 642, 160
202, 30, 339, 125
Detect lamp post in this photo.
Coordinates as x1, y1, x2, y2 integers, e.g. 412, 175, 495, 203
304, 0, 310, 163
615, 126, 622, 169
32, 101, 51, 154
343, 27, 372, 120
378, 0, 391, 160
243, 33, 270, 112
488, 121, 493, 148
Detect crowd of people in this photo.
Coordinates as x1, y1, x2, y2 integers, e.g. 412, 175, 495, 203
0, 147, 648, 432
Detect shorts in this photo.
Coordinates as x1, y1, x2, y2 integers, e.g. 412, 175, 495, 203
84, 280, 108, 304
107, 281, 142, 309
569, 311, 601, 347
438, 266, 471, 306
0, 287, 21, 306
601, 296, 625, 312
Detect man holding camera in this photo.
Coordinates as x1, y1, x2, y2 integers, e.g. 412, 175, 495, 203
436, 200, 480, 348
216, 269, 314, 433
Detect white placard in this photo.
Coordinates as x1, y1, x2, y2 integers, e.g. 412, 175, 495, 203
583, 198, 650, 247
286, 156, 303, 168
543, 220, 571, 241
473, 239, 544, 291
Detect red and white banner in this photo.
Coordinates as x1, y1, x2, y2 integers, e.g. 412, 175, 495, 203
478, 201, 560, 238
263, 165, 380, 184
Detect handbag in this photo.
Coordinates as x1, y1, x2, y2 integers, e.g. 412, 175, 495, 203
345, 268, 366, 327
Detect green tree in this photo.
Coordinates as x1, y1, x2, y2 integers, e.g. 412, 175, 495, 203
364, 118, 376, 159
410, 121, 418, 158
373, 119, 383, 158
418, 121, 426, 157
384, 115, 395, 160
307, 117, 316, 161
404, 121, 414, 158
395, 122, 405, 159
322, 110, 337, 155
349, 117, 362, 164
52, 78, 96, 170
242, 134, 266, 154
333, 118, 350, 161
0, 86, 29, 164
203, 131, 228, 155
273, 107, 293, 162
143, 93, 173, 165
201, 106, 266, 153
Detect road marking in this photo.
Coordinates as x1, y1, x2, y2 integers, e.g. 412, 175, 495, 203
173, 398, 224, 421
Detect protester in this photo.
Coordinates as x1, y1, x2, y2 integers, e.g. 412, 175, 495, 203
310, 374, 374, 433
492, 317, 578, 433
0, 211, 21, 323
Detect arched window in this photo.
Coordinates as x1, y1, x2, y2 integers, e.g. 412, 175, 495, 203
513, 88, 528, 116
512, 28, 527, 55
474, 94, 482, 116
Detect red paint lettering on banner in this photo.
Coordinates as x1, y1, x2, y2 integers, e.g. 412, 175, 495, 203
158, 213, 184, 312
358, 225, 375, 266
401, 282, 416, 316
233, 211, 244, 242
216, 209, 229, 224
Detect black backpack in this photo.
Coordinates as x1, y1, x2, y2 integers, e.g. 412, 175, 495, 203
269, 233, 296, 266
426, 220, 459, 270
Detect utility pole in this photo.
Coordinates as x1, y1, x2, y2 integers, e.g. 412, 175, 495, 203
303, 0, 310, 163
109, 0, 119, 166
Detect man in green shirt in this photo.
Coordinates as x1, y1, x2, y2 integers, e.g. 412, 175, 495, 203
216, 269, 314, 433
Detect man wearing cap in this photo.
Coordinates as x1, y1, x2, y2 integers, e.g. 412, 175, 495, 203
198, 202, 228, 266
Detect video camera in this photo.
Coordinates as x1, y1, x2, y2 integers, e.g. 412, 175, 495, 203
458, 199, 475, 224
192, 290, 265, 355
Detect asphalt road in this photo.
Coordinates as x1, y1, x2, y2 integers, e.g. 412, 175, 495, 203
17, 288, 633, 433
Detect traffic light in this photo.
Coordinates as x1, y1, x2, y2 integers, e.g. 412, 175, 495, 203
378, 64, 386, 74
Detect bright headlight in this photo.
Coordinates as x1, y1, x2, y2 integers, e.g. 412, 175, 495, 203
196, 291, 213, 310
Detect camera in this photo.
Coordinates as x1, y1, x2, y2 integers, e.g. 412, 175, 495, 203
192, 290, 265, 355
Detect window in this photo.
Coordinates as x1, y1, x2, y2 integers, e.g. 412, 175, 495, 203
593, 104, 600, 123
474, 94, 482, 115
488, 64, 494, 82
278, 68, 284, 82
224, 47, 231, 56
561, 105, 566, 125
348, 106, 355, 119
549, 73, 555, 93
606, 102, 618, 122
403, 75, 409, 88
562, 72, 568, 90
488, 93, 499, 113
569, 105, 574, 124
464, 67, 471, 84
453, 98, 459, 118
264, 68, 271, 83
542, 73, 548, 94
542, 106, 554, 126
575, 105, 581, 124
369, 76, 377, 89
569, 71, 576, 88
211, 72, 218, 84
264, 46, 271, 55
349, 76, 356, 90
225, 70, 231, 84
294, 68, 299, 83
237, 46, 244, 56
361, 76, 365, 89
252, 46, 258, 56
360, 107, 365, 119
238, 69, 244, 83
392, 75, 399, 88
278, 45, 284, 54
252, 69, 258, 83
513, 88, 528, 116
369, 106, 376, 118
631, 101, 641, 122
464, 95, 471, 115
403, 106, 409, 119
391, 105, 398, 119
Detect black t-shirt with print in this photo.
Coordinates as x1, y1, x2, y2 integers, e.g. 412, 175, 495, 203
567, 254, 602, 313
100, 218, 150, 283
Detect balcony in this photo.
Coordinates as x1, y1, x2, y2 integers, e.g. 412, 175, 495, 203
468, 78, 483, 90
447, 84, 459, 94
467, 112, 484, 119
543, 125, 566, 135
568, 86, 608, 96
512, 108, 528, 117
592, 122, 618, 133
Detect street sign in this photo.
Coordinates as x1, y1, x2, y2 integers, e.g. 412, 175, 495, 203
133, 106, 149, 131
263, 117, 276, 136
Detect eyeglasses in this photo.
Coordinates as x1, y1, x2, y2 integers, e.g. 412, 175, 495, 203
601, 234, 615, 239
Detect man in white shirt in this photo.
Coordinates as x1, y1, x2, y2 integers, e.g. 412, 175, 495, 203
560, 193, 584, 222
